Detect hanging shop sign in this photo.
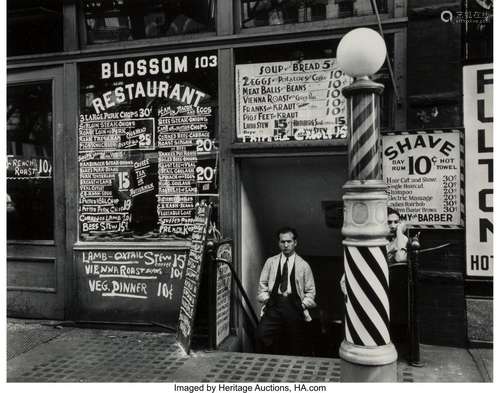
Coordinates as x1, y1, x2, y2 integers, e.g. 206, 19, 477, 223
382, 130, 463, 228
235, 58, 350, 142
78, 52, 219, 241
463, 64, 493, 277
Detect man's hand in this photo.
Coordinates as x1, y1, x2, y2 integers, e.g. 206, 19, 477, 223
397, 220, 407, 235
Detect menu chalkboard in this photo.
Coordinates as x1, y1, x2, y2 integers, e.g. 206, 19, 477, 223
177, 203, 211, 354
78, 52, 219, 241
76, 247, 189, 323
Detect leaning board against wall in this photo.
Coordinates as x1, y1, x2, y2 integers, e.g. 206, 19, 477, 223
76, 51, 219, 323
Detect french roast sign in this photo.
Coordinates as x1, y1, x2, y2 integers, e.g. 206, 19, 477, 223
463, 64, 493, 277
382, 130, 462, 228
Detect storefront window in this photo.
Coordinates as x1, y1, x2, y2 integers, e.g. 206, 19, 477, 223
7, 83, 54, 241
7, 0, 63, 56
83, 0, 216, 44
78, 52, 218, 241
240, 0, 388, 28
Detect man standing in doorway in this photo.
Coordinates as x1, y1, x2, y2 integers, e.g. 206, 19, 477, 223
256, 227, 316, 355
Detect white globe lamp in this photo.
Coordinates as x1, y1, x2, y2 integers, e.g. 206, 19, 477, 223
336, 28, 387, 78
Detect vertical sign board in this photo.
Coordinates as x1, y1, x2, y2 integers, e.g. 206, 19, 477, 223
177, 204, 211, 354
383, 130, 462, 228
215, 241, 233, 347
463, 64, 493, 277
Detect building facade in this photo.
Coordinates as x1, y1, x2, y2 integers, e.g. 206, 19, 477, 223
6, 0, 493, 354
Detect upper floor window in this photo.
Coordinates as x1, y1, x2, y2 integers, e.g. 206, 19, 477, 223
7, 0, 63, 56
83, 0, 216, 44
240, 0, 388, 28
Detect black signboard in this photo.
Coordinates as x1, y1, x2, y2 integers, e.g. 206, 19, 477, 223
176, 203, 211, 354
76, 247, 189, 323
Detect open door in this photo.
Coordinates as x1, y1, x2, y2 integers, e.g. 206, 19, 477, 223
7, 67, 66, 319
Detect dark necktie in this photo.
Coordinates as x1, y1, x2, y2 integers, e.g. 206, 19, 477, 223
280, 257, 289, 293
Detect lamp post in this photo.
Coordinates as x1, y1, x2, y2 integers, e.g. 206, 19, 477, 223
336, 28, 398, 382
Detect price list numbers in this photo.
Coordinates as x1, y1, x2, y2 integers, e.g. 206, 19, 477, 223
442, 174, 458, 215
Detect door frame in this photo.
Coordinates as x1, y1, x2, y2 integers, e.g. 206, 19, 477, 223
7, 67, 66, 319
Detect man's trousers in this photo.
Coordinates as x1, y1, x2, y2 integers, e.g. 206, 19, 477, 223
255, 295, 306, 355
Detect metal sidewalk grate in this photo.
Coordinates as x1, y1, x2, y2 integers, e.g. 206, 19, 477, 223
14, 331, 189, 382
201, 353, 340, 382
7, 325, 64, 360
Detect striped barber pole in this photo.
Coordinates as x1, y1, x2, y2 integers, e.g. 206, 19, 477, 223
347, 94, 382, 181
344, 245, 390, 346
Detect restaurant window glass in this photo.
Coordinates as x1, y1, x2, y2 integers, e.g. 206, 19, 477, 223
78, 52, 219, 241
240, 0, 388, 28
7, 0, 63, 56
83, 0, 216, 44
7, 83, 54, 240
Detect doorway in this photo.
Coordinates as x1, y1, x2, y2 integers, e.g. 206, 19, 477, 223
7, 68, 66, 319
239, 154, 348, 356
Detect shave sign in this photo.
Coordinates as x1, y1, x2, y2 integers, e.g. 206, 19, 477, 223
382, 130, 461, 227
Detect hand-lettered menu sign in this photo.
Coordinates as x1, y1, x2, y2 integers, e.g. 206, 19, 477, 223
177, 203, 211, 354
78, 52, 218, 241
76, 247, 189, 323
235, 58, 350, 142
215, 240, 232, 347
7, 157, 52, 179
383, 130, 462, 228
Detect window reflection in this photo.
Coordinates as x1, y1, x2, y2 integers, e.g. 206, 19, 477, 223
241, 0, 388, 28
7, 83, 54, 241
83, 0, 216, 44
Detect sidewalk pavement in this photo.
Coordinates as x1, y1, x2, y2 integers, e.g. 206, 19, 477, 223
6, 319, 492, 383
